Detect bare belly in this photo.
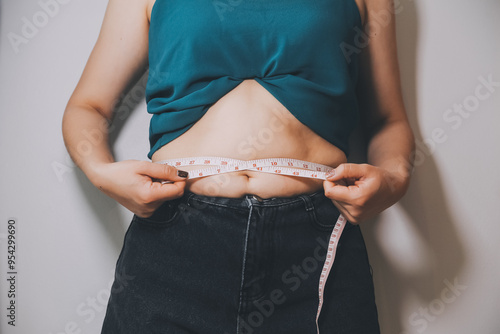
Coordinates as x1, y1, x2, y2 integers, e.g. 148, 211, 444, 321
151, 79, 347, 199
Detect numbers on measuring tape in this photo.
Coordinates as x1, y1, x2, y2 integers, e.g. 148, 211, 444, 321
154, 156, 335, 182
153, 155, 344, 334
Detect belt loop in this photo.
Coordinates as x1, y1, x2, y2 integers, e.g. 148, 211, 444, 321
245, 195, 254, 208
299, 194, 314, 212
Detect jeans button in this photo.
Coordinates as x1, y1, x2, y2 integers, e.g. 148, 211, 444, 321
251, 194, 264, 202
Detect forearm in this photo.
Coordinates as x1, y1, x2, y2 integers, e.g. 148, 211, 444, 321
61, 104, 115, 185
365, 118, 416, 196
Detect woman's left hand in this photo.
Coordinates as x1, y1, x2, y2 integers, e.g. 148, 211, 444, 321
323, 163, 409, 224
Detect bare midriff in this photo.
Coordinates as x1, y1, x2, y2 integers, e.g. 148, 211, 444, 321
151, 79, 348, 199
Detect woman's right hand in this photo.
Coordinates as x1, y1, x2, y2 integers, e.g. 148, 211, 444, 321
90, 160, 189, 218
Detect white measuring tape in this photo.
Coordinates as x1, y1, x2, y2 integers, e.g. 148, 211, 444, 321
154, 156, 347, 333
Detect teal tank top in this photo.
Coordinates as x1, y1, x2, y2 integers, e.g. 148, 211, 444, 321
145, 0, 362, 159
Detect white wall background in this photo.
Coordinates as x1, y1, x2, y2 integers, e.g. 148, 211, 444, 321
1, 0, 499, 333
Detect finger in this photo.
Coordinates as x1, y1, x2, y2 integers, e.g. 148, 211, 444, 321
325, 163, 370, 182
329, 198, 356, 224
145, 178, 186, 203
329, 197, 348, 215
323, 179, 362, 203
139, 161, 189, 181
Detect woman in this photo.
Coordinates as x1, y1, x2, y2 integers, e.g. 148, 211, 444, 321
62, 0, 415, 333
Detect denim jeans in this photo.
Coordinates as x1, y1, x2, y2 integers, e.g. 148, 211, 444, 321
101, 189, 380, 334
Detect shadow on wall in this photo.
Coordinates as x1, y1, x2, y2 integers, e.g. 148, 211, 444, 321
73, 69, 149, 253
350, 2, 466, 334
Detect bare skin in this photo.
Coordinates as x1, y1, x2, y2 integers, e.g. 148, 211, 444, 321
150, 78, 347, 199
62, 0, 415, 223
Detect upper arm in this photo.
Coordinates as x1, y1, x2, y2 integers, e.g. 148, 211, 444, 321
356, 0, 409, 135
66, 0, 151, 120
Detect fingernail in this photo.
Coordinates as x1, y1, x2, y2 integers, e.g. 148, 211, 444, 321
326, 169, 335, 178
177, 169, 189, 178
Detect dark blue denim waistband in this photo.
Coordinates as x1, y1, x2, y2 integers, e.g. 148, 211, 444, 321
102, 185, 380, 333
179, 188, 326, 211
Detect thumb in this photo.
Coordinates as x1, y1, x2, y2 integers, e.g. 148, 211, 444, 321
139, 162, 189, 182
325, 163, 368, 182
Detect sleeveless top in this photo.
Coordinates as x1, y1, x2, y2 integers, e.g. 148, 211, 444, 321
145, 0, 363, 159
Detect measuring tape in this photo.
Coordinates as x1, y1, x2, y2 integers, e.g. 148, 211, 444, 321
154, 156, 347, 333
